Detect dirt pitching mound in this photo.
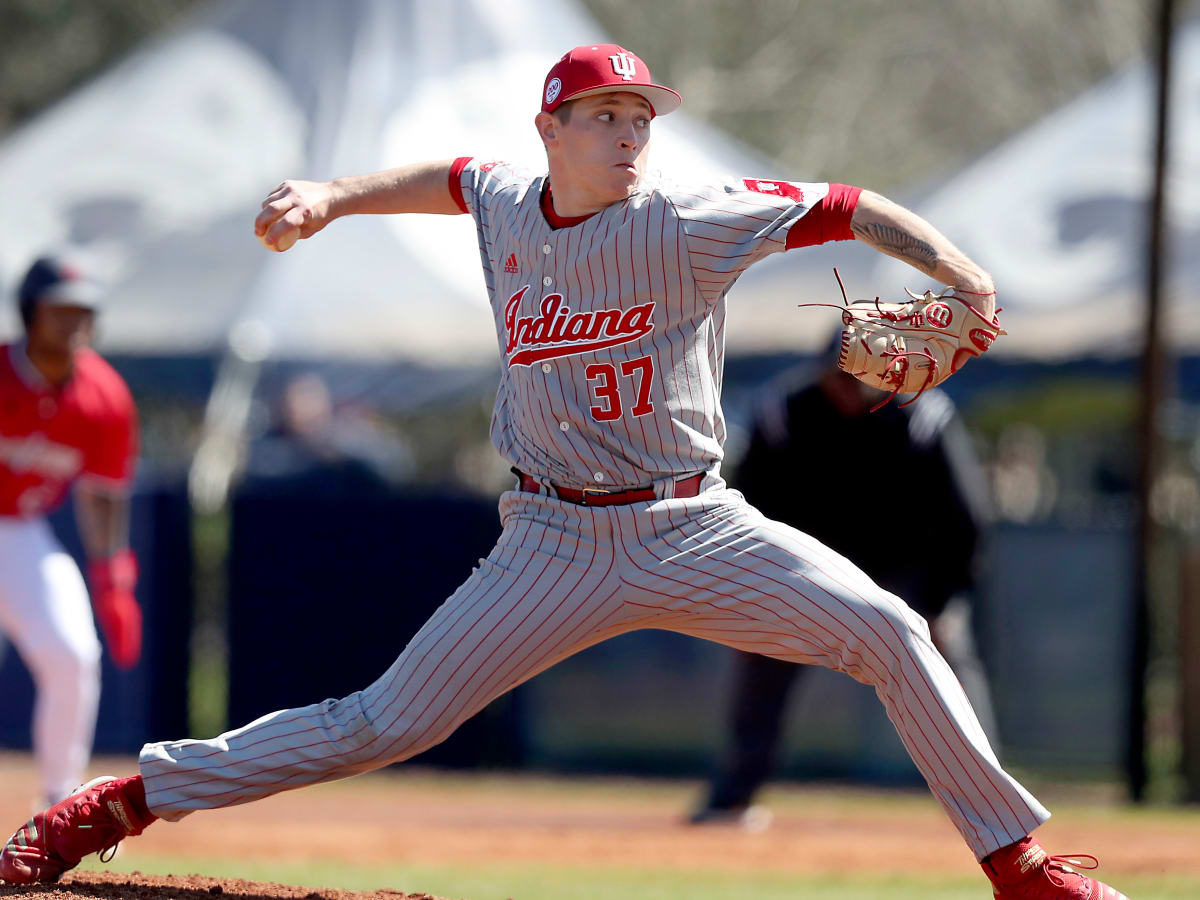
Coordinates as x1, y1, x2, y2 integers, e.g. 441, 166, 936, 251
0, 872, 453, 900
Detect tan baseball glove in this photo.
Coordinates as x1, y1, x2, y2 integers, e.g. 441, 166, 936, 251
806, 271, 1005, 410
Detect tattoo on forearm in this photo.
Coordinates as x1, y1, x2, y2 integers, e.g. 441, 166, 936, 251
851, 222, 938, 274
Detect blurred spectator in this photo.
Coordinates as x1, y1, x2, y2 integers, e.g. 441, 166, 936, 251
989, 424, 1058, 522
689, 348, 997, 828
0, 254, 141, 805
244, 371, 413, 494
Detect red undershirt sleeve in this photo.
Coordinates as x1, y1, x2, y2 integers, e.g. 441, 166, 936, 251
785, 183, 862, 249
448, 156, 472, 214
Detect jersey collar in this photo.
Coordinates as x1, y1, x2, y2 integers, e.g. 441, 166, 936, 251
540, 182, 599, 230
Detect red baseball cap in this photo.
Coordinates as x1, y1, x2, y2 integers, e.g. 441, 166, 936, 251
542, 44, 682, 118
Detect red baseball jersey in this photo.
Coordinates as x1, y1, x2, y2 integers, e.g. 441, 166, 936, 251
0, 343, 138, 518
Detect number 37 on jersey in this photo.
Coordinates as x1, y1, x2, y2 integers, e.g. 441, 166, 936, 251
504, 285, 658, 423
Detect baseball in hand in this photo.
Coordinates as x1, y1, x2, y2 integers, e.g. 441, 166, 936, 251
261, 226, 300, 252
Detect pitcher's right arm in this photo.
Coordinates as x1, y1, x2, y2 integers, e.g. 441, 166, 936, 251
254, 159, 462, 251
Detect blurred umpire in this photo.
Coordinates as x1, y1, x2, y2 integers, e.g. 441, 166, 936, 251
690, 342, 997, 827
0, 255, 141, 805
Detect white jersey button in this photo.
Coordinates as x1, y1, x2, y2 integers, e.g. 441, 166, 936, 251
542, 276, 553, 287
559, 421, 570, 432
541, 363, 552, 373
542, 244, 552, 255
593, 472, 605, 483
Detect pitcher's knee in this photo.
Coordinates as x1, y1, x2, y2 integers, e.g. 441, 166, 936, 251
368, 701, 471, 765
865, 590, 932, 642
314, 691, 379, 752
830, 590, 934, 675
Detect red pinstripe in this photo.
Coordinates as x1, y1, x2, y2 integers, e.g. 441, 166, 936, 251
641, 500, 1041, 843
159, 512, 578, 801
643, 507, 1000, 793
154, 514, 542, 776
690, 264, 760, 276
624, 203, 660, 459
355, 517, 571, 752
656, 194, 703, 439
612, 504, 995, 850
746, 517, 1033, 823
657, 194, 720, 429
675, 217, 764, 236
701, 537, 1011, 840
141, 490, 1047, 859
369, 511, 616, 761
447, 581, 622, 736
147, 514, 548, 789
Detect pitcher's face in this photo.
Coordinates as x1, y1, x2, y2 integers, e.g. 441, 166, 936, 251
539, 92, 653, 208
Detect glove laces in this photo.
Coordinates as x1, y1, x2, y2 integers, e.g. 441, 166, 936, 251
795, 268, 1003, 327
797, 269, 1004, 412
870, 344, 939, 412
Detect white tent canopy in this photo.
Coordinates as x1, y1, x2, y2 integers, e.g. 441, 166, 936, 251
6, 4, 1193, 368
872, 16, 1200, 361
0, 0, 842, 365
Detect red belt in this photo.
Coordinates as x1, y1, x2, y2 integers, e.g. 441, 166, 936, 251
516, 470, 704, 506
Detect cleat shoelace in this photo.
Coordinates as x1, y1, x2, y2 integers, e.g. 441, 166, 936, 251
1042, 853, 1101, 889
62, 793, 127, 866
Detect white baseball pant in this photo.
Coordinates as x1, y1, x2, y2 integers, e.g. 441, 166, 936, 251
140, 487, 1049, 859
0, 516, 102, 805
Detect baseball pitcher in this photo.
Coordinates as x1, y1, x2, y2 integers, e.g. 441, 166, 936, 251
1, 45, 1127, 900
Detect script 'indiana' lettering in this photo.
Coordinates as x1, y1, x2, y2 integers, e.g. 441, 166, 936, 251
504, 285, 656, 367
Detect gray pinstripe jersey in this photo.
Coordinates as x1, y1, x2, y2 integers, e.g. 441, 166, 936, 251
458, 160, 831, 491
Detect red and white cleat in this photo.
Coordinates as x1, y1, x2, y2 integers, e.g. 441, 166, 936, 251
0, 776, 155, 884
982, 836, 1130, 899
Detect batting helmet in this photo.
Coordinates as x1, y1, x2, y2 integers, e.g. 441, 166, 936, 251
17, 255, 103, 331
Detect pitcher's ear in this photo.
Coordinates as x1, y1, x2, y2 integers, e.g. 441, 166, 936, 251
535, 111, 559, 147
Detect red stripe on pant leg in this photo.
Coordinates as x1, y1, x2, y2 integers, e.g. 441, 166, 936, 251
614, 504, 993, 852
379, 586, 630, 765
646, 503, 1025, 841
153, 513, 551, 798
679, 534, 999, 848
364, 515, 621, 766
153, 515, 542, 781
645, 504, 1040, 849
747, 519, 1038, 831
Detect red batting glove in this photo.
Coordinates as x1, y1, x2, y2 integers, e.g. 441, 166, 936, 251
88, 549, 143, 669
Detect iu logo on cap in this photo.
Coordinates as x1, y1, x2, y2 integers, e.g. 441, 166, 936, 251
609, 52, 636, 81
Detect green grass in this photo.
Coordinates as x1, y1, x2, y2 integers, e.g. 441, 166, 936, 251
81, 854, 1200, 900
